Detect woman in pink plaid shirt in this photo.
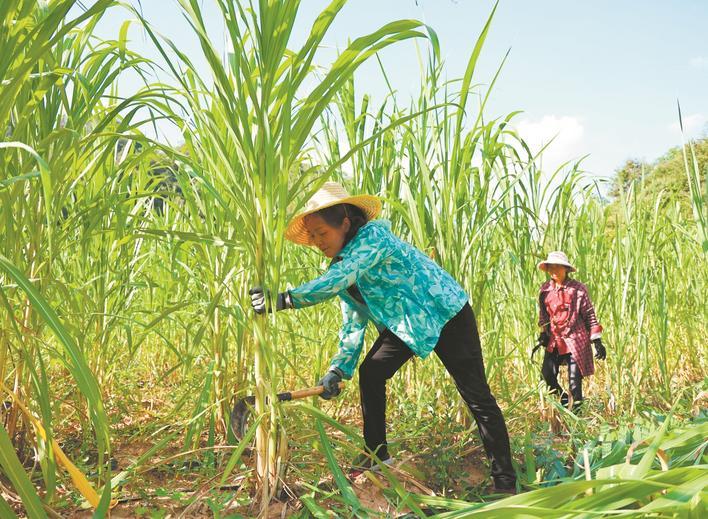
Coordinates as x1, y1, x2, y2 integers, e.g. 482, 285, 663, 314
534, 251, 606, 411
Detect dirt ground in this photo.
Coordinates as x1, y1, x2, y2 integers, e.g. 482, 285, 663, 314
32, 441, 491, 517
2, 381, 500, 517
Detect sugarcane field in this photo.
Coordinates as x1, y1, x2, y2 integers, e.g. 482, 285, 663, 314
1, 0, 707, 517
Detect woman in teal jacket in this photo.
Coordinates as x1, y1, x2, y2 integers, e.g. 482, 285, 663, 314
249, 182, 516, 492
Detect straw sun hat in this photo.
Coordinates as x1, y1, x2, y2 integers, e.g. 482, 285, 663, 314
537, 251, 577, 272
285, 181, 381, 245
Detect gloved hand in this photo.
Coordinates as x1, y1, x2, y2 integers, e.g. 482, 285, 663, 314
248, 287, 292, 314
317, 368, 343, 400
532, 331, 551, 357
592, 338, 606, 360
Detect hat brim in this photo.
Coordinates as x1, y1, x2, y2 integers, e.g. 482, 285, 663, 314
538, 261, 576, 273
285, 195, 382, 245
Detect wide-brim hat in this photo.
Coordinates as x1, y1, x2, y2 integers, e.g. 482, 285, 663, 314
537, 251, 576, 272
285, 181, 381, 245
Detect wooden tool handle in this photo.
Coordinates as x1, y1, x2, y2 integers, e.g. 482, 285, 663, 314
282, 382, 345, 401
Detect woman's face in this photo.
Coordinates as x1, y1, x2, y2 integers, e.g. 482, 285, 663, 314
545, 263, 568, 284
304, 213, 351, 258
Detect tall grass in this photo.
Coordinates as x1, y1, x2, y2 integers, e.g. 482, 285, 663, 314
0, 0, 164, 510
130, 0, 431, 509
0, 0, 705, 516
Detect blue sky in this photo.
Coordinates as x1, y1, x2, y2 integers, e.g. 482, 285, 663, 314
94, 0, 708, 180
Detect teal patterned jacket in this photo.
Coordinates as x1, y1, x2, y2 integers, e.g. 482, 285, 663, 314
289, 220, 468, 378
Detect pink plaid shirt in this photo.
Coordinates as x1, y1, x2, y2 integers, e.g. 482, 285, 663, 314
539, 279, 602, 376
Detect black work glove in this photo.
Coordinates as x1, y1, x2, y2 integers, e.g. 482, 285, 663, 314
592, 338, 606, 360
248, 287, 292, 314
532, 331, 550, 358
317, 368, 343, 400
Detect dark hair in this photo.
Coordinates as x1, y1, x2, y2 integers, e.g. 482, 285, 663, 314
311, 203, 368, 245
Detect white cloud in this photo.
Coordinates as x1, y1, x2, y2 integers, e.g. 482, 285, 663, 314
690, 56, 708, 69
668, 113, 707, 137
515, 115, 586, 172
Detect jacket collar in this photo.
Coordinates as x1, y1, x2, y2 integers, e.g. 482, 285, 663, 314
541, 278, 577, 292
336, 219, 390, 259
541, 278, 578, 292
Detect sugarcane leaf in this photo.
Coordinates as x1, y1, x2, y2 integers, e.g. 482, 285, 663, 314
0, 424, 47, 519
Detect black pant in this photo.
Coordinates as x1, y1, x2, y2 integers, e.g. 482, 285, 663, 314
541, 350, 583, 406
358, 303, 515, 485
